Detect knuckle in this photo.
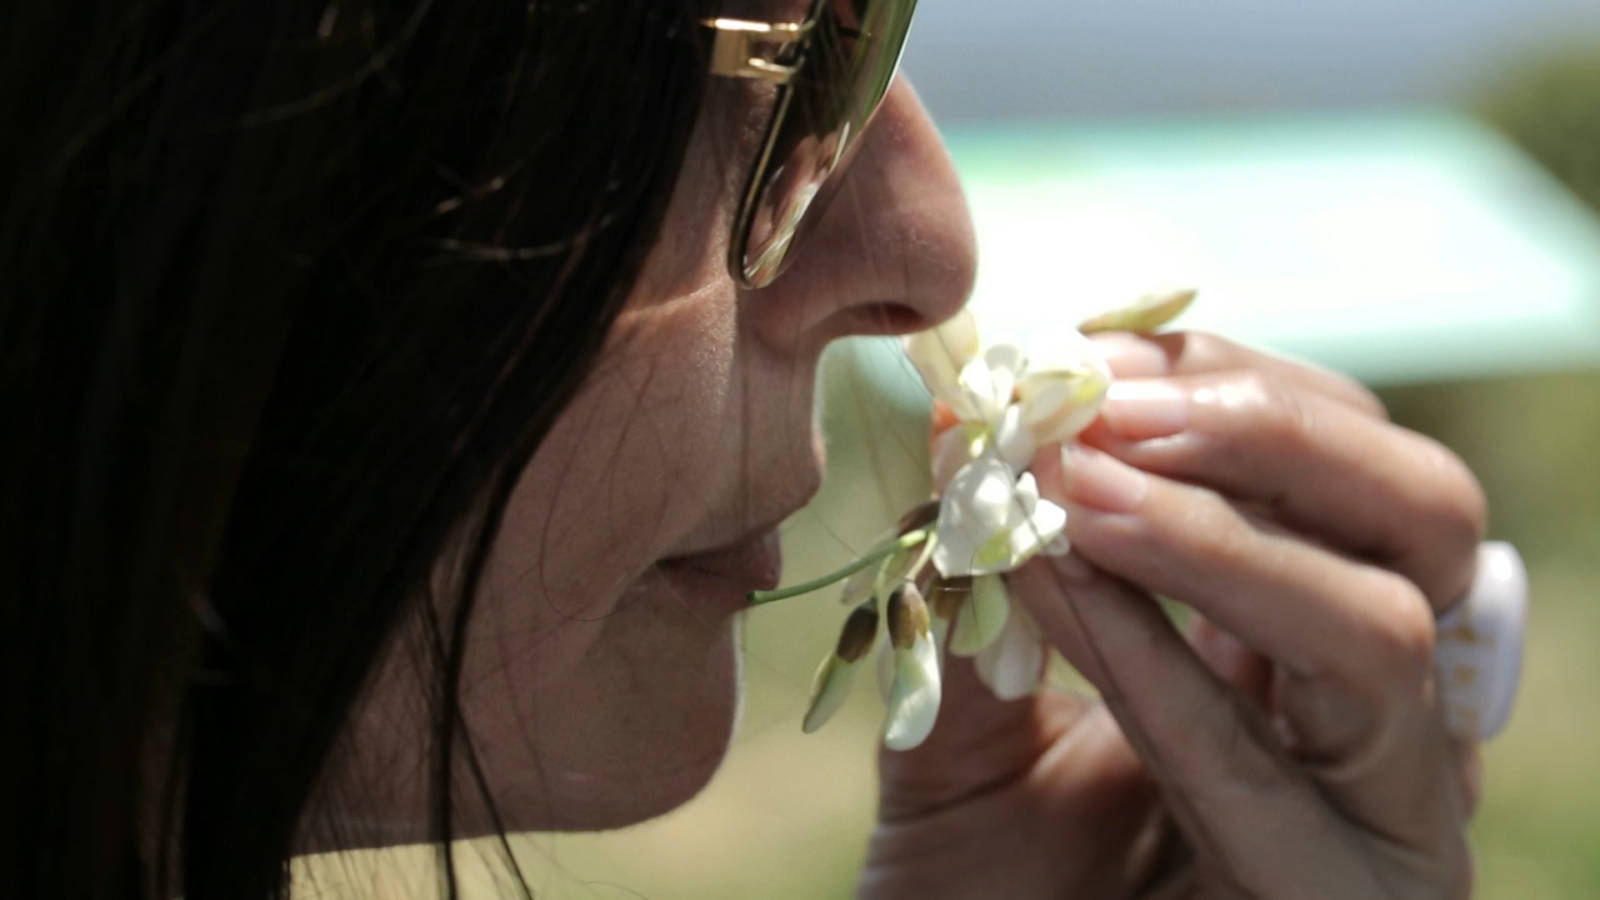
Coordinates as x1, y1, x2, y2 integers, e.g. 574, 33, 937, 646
1237, 372, 1319, 454
1181, 488, 1259, 572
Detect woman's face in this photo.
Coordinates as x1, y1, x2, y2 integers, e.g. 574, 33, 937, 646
334, 55, 974, 840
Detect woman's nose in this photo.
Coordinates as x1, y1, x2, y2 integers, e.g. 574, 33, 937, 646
745, 78, 977, 349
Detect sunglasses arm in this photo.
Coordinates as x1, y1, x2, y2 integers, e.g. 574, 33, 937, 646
703, 18, 812, 84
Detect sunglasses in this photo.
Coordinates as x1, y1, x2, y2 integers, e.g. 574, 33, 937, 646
704, 0, 919, 288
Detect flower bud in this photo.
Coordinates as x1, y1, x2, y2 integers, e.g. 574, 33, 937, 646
1078, 288, 1197, 335
887, 582, 930, 650
835, 602, 878, 663
803, 604, 879, 734
883, 588, 943, 750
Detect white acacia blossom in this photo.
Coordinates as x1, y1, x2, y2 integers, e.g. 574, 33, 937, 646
754, 290, 1197, 750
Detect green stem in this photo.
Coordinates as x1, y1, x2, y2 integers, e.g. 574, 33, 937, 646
748, 528, 931, 607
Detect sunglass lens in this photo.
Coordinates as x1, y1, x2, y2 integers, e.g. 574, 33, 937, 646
736, 0, 917, 287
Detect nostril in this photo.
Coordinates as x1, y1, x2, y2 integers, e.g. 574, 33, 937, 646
855, 302, 927, 337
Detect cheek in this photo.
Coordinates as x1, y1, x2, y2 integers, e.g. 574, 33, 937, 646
460, 573, 744, 830
452, 295, 750, 829
475, 315, 737, 670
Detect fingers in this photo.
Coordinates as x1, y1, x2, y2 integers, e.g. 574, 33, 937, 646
1039, 445, 1437, 691
1456, 740, 1483, 817
1007, 556, 1365, 895
1189, 617, 1272, 709
1091, 330, 1386, 420
1087, 369, 1486, 611
1031, 445, 1465, 842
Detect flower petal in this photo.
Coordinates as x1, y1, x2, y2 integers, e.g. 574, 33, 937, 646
874, 631, 895, 702
982, 342, 1026, 379
1003, 483, 1067, 568
1016, 332, 1112, 446
904, 309, 981, 402
949, 573, 1010, 656
974, 603, 1046, 701
1019, 374, 1108, 446
952, 356, 1011, 423
883, 630, 942, 750
802, 654, 860, 733
1021, 327, 1109, 379
930, 615, 952, 672
933, 458, 1042, 577
993, 403, 1036, 472
1026, 494, 1067, 548
930, 426, 978, 495
1078, 288, 1197, 335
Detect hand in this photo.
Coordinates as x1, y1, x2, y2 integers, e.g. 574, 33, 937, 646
862, 332, 1486, 898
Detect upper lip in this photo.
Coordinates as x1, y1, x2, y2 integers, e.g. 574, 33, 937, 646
660, 508, 793, 565
664, 458, 822, 561
656, 464, 819, 570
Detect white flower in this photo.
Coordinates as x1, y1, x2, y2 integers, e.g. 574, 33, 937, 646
932, 458, 1068, 578
882, 584, 942, 751
1014, 329, 1113, 450
937, 573, 1049, 700
776, 290, 1199, 751
974, 597, 1047, 701
910, 319, 1111, 475
948, 344, 1022, 425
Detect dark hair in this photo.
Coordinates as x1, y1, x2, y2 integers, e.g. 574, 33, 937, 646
1, 2, 709, 897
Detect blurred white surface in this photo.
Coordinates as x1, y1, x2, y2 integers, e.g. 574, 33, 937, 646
951, 110, 1600, 385
903, 0, 1600, 121
850, 109, 1600, 411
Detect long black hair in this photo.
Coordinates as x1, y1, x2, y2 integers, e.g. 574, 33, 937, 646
1, 2, 710, 897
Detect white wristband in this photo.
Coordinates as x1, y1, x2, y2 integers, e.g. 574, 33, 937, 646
1433, 542, 1528, 742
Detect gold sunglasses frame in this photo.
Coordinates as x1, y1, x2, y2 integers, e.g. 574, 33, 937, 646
703, 1, 917, 288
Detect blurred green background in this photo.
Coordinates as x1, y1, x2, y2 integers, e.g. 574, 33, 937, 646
297, 15, 1600, 900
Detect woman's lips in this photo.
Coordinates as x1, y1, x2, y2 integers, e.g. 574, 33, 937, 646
658, 527, 783, 603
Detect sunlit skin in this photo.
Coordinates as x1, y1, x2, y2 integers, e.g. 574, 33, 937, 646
317, 70, 974, 841
318, 11, 1489, 896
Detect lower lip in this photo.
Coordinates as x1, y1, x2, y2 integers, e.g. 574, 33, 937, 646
657, 528, 783, 611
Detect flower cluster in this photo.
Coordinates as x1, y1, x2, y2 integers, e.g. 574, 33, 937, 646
750, 289, 1196, 751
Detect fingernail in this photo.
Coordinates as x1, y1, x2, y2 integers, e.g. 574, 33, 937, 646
1089, 333, 1170, 377
1101, 380, 1189, 440
1061, 444, 1148, 512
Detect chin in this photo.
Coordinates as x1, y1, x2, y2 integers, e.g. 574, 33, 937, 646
476, 608, 745, 833
588, 617, 745, 828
